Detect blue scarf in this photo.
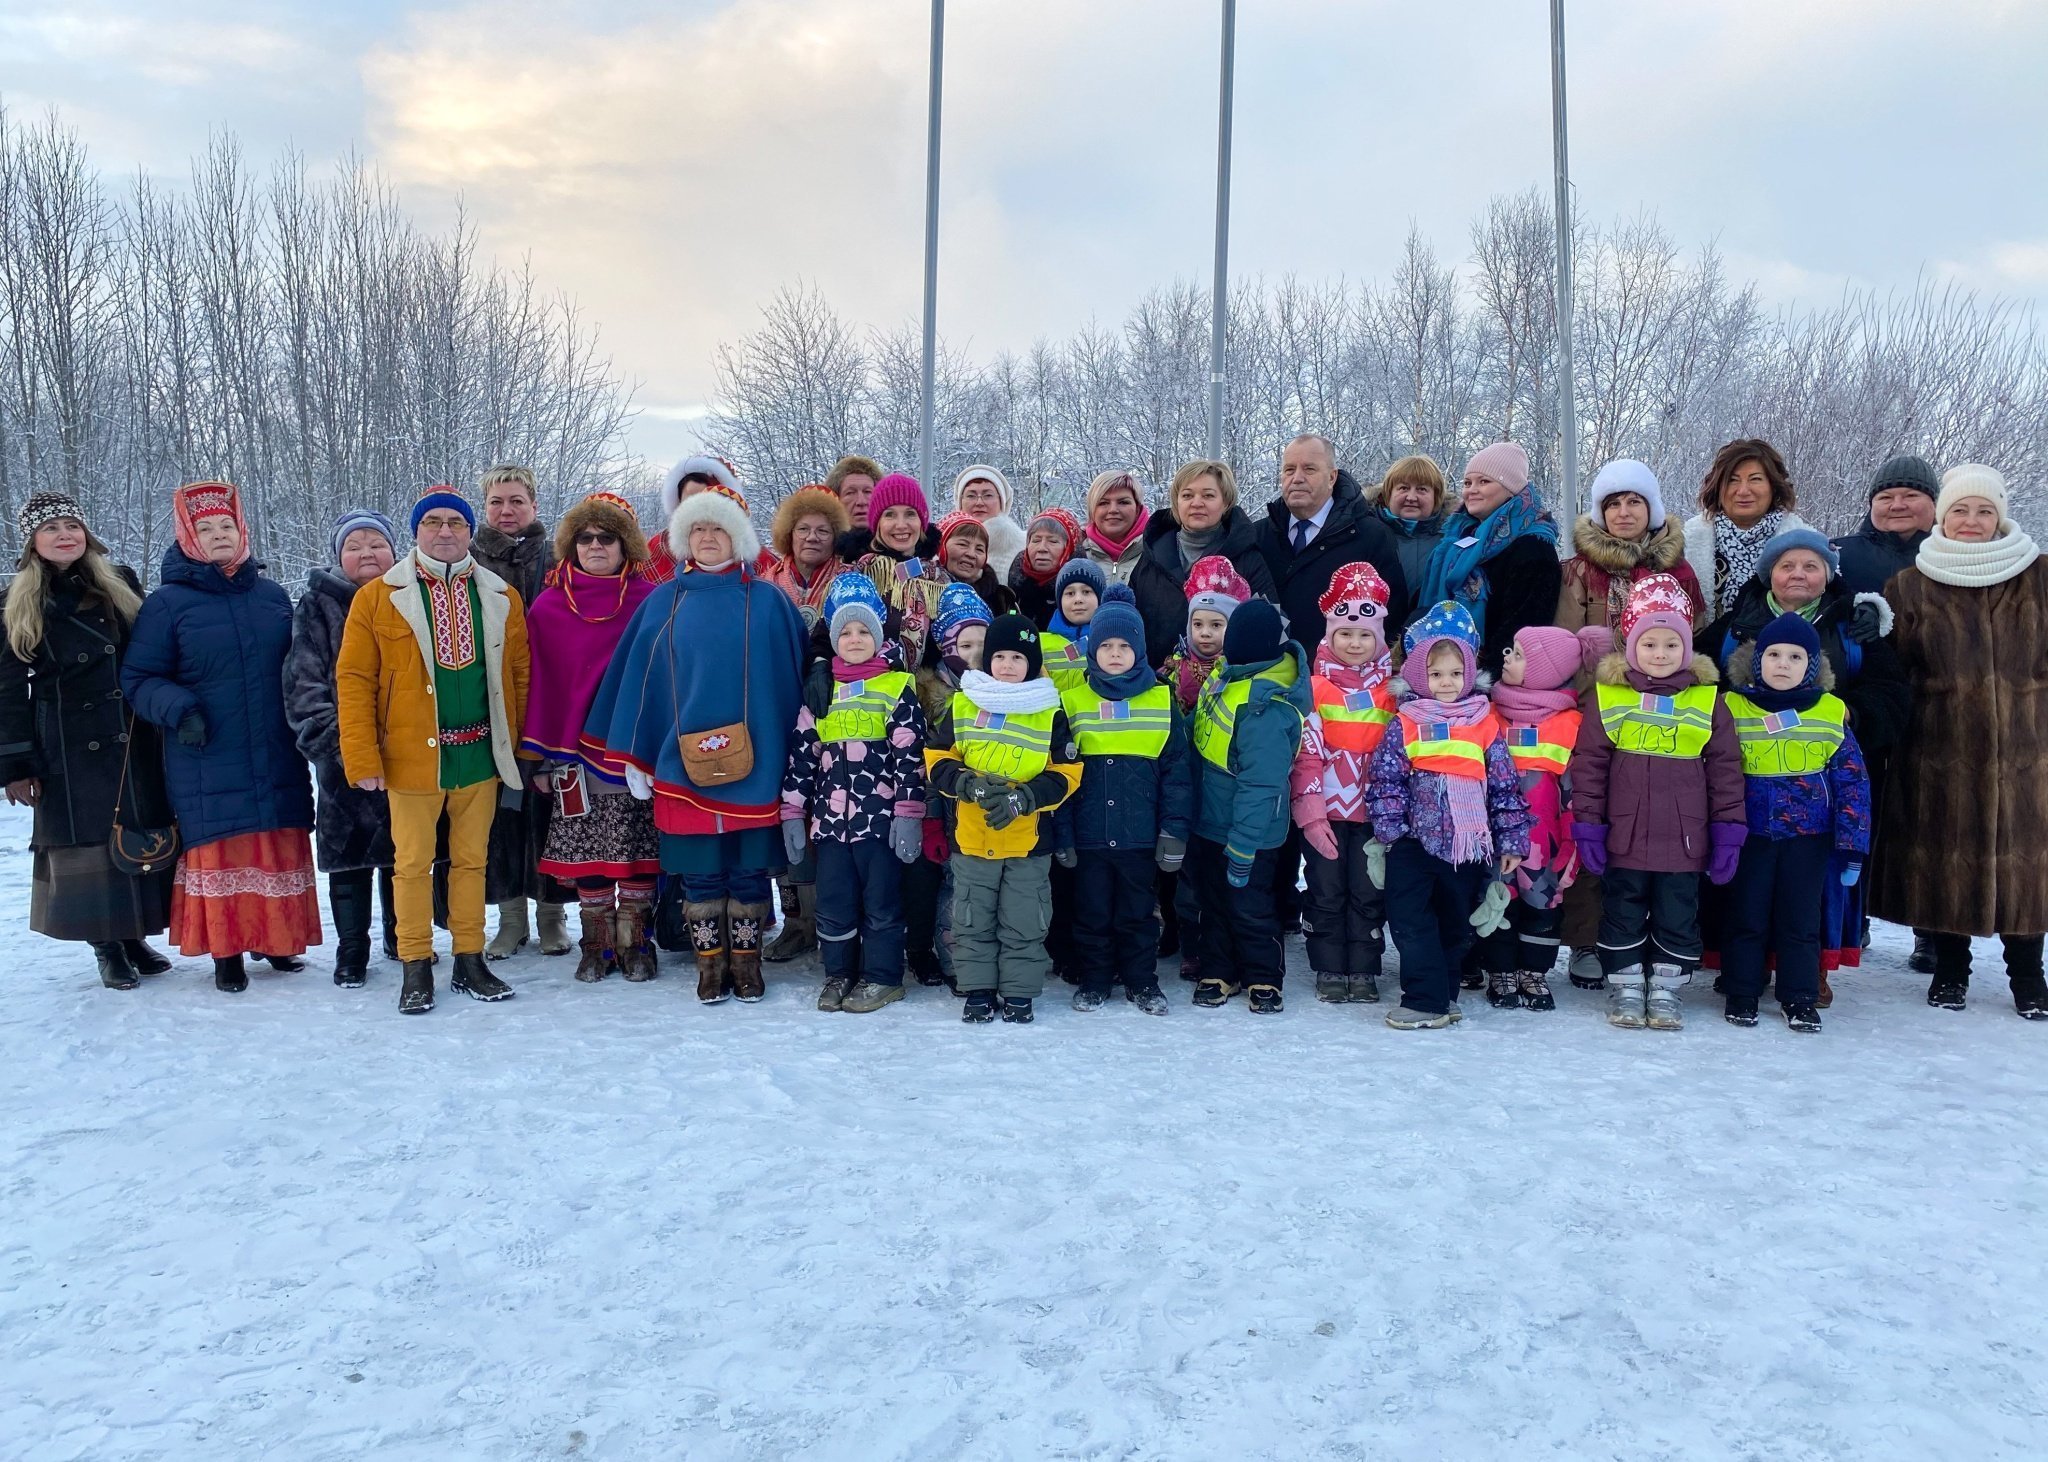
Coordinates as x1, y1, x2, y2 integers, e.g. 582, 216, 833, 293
1377, 503, 1441, 539
1085, 661, 1158, 701
1048, 609, 1093, 651
1420, 492, 1558, 638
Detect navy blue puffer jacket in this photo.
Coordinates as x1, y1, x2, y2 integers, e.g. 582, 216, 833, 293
121, 547, 314, 847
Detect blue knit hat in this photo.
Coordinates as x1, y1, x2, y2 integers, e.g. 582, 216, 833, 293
933, 581, 992, 652
1054, 557, 1107, 601
823, 573, 888, 650
1222, 598, 1285, 666
1756, 527, 1839, 585
1087, 583, 1147, 667
330, 507, 398, 565
1403, 600, 1481, 695
409, 486, 475, 536
1752, 611, 1823, 688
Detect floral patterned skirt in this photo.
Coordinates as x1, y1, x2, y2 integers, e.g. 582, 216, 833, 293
538, 787, 661, 882
171, 829, 323, 959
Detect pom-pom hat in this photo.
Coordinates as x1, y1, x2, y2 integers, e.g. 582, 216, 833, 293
823, 573, 888, 649
1088, 583, 1147, 666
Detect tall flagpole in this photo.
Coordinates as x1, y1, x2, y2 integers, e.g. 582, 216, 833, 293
919, 0, 945, 493
1206, 0, 1237, 460
1549, 0, 1580, 517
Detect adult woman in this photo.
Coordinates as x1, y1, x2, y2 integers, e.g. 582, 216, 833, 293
935, 512, 1018, 617
1873, 465, 2048, 1018
764, 483, 851, 631
1418, 441, 1561, 676
1, 493, 173, 989
583, 480, 805, 1005
1683, 438, 1810, 621
1130, 459, 1277, 671
1008, 506, 1081, 629
284, 508, 400, 988
122, 481, 318, 992
838, 473, 945, 669
949, 464, 1026, 579
521, 493, 662, 984
1079, 470, 1150, 585
1367, 455, 1449, 594
1556, 459, 1705, 632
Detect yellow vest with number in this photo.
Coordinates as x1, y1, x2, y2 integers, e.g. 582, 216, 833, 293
1192, 660, 1298, 771
1061, 683, 1173, 758
950, 693, 1056, 781
818, 671, 913, 744
1725, 692, 1846, 776
1595, 682, 1717, 759
1041, 632, 1088, 694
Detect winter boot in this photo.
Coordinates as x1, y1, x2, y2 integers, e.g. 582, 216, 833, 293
2007, 938, 2048, 1021
685, 901, 730, 1003
574, 907, 614, 983
1487, 971, 1522, 1009
1645, 964, 1687, 1030
121, 940, 172, 976
615, 898, 658, 982
536, 901, 572, 957
1928, 937, 1969, 1010
486, 900, 530, 960
329, 875, 371, 988
1517, 970, 1555, 1012
1348, 974, 1381, 1003
1001, 995, 1035, 1023
213, 955, 248, 993
961, 989, 998, 1022
92, 942, 139, 990
1315, 971, 1348, 1003
1191, 977, 1241, 1008
1817, 971, 1835, 1009
1606, 973, 1647, 1029
1568, 947, 1605, 989
842, 981, 906, 1014
1908, 933, 1937, 975
1127, 982, 1170, 1016
1385, 1003, 1455, 1030
398, 958, 434, 1014
1724, 992, 1760, 1027
907, 945, 948, 986
1783, 1001, 1823, 1033
1248, 984, 1284, 1014
379, 869, 400, 961
1071, 987, 1108, 1012
452, 951, 515, 1002
727, 899, 771, 1002
256, 953, 305, 972
816, 975, 852, 1011
762, 878, 817, 963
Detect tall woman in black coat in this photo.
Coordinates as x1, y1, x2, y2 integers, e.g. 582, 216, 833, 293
1130, 460, 1277, 670
0, 493, 175, 988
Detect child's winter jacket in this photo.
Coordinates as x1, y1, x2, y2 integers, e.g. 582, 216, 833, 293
781, 656, 929, 843
1722, 643, 1872, 854
1190, 641, 1314, 860
1488, 682, 1583, 901
925, 672, 1081, 860
1160, 642, 1220, 714
1365, 693, 1532, 866
1054, 666, 1194, 853
1290, 646, 1396, 826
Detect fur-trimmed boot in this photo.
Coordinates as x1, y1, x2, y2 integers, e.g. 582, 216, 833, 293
686, 900, 730, 1003
728, 899, 771, 1002
616, 894, 658, 982
762, 877, 816, 962
574, 905, 613, 983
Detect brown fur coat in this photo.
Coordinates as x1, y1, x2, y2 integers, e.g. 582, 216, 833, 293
1871, 560, 2048, 935
1555, 517, 1706, 631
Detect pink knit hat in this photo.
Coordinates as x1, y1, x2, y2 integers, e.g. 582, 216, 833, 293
1464, 441, 1532, 496
1619, 573, 1694, 671
1514, 625, 1610, 690
867, 472, 930, 533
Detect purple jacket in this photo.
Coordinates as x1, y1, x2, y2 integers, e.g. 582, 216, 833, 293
1366, 698, 1532, 867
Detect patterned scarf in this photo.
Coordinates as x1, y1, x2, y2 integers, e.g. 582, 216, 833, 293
1313, 641, 1391, 693
1402, 692, 1496, 864
1420, 492, 1558, 640
1166, 640, 1219, 710
418, 553, 478, 669
1713, 510, 1787, 609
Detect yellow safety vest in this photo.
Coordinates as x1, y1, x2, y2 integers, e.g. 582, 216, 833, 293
950, 693, 1057, 781
1595, 682, 1717, 759
817, 671, 913, 745
1192, 659, 1299, 771
1061, 682, 1173, 758
1725, 692, 1846, 777
1041, 632, 1088, 694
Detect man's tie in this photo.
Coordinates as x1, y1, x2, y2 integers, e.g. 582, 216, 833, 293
1291, 518, 1311, 553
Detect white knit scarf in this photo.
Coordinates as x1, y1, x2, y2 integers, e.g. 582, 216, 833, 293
1915, 522, 2040, 588
959, 668, 1061, 713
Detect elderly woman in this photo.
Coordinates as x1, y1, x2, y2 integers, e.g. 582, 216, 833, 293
1873, 465, 2048, 1018
1557, 459, 1705, 631
284, 508, 401, 988
1683, 438, 1810, 621
1008, 506, 1082, 630
1367, 455, 1449, 593
949, 465, 1027, 579
935, 512, 1018, 617
1130, 458, 1277, 672
122, 481, 318, 992
1, 493, 173, 989
1418, 441, 1562, 676
1079, 470, 1151, 585
583, 480, 805, 1005
764, 483, 852, 632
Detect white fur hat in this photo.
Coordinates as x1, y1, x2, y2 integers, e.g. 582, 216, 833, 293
1935, 463, 2009, 527
667, 480, 761, 565
662, 454, 741, 518
1589, 458, 1665, 530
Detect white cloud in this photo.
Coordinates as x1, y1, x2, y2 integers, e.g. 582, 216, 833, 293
0, 8, 309, 88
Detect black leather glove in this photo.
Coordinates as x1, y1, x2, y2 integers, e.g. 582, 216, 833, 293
176, 712, 207, 747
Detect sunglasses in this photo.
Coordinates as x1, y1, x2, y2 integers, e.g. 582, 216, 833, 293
574, 532, 620, 547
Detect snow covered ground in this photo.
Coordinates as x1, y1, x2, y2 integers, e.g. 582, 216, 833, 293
5, 800, 2046, 1461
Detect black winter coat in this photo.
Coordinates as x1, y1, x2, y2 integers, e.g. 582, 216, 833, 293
284, 568, 396, 873
1008, 558, 1060, 630
0, 565, 171, 849
1439, 531, 1565, 678
121, 547, 314, 848
1128, 505, 1278, 670
1702, 576, 1913, 755
471, 520, 552, 611
1256, 469, 1412, 651
1832, 518, 1927, 598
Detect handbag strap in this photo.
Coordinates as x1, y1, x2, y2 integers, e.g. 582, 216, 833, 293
111, 709, 138, 828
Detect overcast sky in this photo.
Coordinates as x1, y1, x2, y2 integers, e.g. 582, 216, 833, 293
5, 0, 2045, 470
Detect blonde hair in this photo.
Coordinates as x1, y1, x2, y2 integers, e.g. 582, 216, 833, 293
1374, 455, 1447, 515
7, 539, 142, 662
478, 464, 536, 499
1169, 459, 1239, 513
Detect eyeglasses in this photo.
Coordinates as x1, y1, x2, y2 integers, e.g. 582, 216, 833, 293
574, 532, 620, 547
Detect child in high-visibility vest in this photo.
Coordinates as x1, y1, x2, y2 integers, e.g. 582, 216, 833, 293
781, 575, 929, 1014
925, 612, 1083, 1023
1719, 612, 1870, 1033
1044, 558, 1104, 692
1475, 625, 1612, 1011
1367, 602, 1532, 1030
1054, 587, 1192, 1015
903, 582, 995, 991
1571, 572, 1747, 1031
1291, 561, 1398, 1005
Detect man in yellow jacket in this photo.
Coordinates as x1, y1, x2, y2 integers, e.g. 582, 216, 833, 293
337, 487, 530, 1014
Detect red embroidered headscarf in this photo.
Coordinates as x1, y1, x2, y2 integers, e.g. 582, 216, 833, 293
174, 480, 251, 572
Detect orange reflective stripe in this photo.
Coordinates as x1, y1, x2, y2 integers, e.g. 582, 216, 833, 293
1505, 709, 1581, 776
1399, 709, 1501, 780
1311, 674, 1395, 756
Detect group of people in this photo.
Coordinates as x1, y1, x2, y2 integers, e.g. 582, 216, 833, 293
5, 433, 2043, 1034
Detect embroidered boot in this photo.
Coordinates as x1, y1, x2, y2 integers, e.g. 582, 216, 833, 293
574, 905, 613, 983
728, 898, 771, 1002
686, 901, 730, 1003
616, 895, 659, 982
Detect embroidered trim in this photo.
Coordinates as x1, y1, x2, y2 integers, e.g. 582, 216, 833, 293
173, 864, 319, 899
440, 722, 491, 747
425, 569, 478, 669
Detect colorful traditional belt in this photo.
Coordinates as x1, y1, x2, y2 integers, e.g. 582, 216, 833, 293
440, 722, 492, 747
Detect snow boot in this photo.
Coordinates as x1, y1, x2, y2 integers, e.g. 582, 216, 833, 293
817, 975, 851, 1011
486, 900, 530, 960
1001, 996, 1035, 1023
1127, 982, 1170, 1016
1486, 971, 1521, 1009
574, 908, 614, 983
1315, 970, 1348, 1003
1349, 974, 1382, 1003
122, 940, 172, 976
1071, 987, 1107, 1012
451, 951, 515, 1002
727, 899, 771, 1002
907, 945, 948, 986
536, 901, 572, 956
1247, 983, 1284, 1014
398, 958, 434, 1014
1783, 1001, 1823, 1033
762, 877, 817, 963
256, 953, 304, 972
213, 955, 247, 993
92, 942, 138, 990
2006, 939, 2048, 1020
1817, 971, 1834, 1009
686, 901, 730, 1003
1928, 937, 1969, 1010
1907, 933, 1937, 974
842, 981, 905, 1014
1724, 993, 1759, 1026
616, 899, 658, 982
1191, 977, 1241, 1008
1517, 970, 1555, 1012
1385, 1004, 1455, 1030
330, 874, 371, 987
1607, 974, 1647, 1029
1927, 980, 1968, 1011
1568, 947, 1605, 989
1645, 965, 1687, 1030
961, 989, 998, 1023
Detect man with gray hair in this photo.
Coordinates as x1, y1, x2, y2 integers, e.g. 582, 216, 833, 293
1255, 434, 1411, 648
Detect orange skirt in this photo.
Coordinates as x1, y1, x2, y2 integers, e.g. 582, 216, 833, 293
171, 829, 323, 959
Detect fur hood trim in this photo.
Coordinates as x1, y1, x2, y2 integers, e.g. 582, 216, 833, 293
1595, 650, 1719, 689
554, 495, 649, 567
771, 487, 852, 559
1572, 515, 1684, 575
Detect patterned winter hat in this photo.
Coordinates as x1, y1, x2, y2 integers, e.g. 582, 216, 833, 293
662, 454, 741, 517
936, 510, 989, 559
934, 580, 993, 652
1088, 583, 1147, 666
823, 572, 888, 649
1184, 554, 1252, 624
1054, 556, 1107, 601
1317, 560, 1391, 628
330, 507, 399, 566
1402, 600, 1482, 696
867, 472, 930, 533
175, 480, 252, 570
17, 491, 89, 543
1619, 572, 1695, 669
1026, 506, 1082, 558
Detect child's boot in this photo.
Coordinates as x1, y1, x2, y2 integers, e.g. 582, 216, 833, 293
1248, 983, 1283, 1014
1568, 946, 1605, 989
1126, 981, 1170, 1016
1001, 995, 1035, 1023
1516, 970, 1555, 1011
1606, 971, 1647, 1028
961, 988, 998, 1022
1724, 991, 1759, 1026
1314, 970, 1348, 1003
1486, 970, 1521, 1009
1646, 964, 1687, 1030
1782, 1000, 1822, 1033
1192, 977, 1241, 1007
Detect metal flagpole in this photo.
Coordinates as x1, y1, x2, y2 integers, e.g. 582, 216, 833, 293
919, 0, 946, 493
1549, 0, 1580, 518
1206, 0, 1237, 460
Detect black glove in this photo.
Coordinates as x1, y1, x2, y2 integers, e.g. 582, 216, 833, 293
176, 712, 207, 747
984, 786, 1034, 831
1845, 597, 1886, 645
